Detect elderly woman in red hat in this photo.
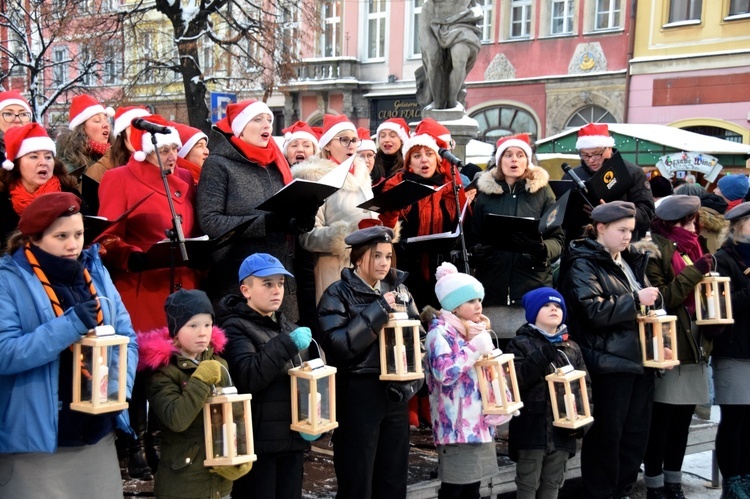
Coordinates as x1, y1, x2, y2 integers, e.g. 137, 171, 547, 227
0, 192, 137, 497
96, 113, 199, 479
0, 123, 80, 244
281, 120, 319, 167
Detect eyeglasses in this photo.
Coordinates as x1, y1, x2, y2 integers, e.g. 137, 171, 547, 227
580, 151, 605, 161
337, 136, 361, 148
2, 111, 32, 123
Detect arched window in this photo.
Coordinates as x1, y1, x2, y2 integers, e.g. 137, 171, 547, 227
683, 125, 742, 144
565, 105, 616, 128
470, 105, 538, 144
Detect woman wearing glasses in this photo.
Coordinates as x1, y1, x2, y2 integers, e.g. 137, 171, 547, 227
0, 90, 33, 165
292, 114, 379, 306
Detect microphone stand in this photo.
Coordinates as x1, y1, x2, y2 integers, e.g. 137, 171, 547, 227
150, 134, 189, 293
449, 163, 471, 274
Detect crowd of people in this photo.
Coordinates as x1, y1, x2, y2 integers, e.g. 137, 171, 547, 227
0, 88, 749, 499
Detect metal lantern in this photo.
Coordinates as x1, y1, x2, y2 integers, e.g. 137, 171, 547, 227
203, 387, 256, 467
545, 364, 593, 429
474, 349, 524, 415
379, 313, 424, 381
637, 309, 680, 369
289, 358, 338, 436
71, 326, 129, 414
694, 273, 733, 325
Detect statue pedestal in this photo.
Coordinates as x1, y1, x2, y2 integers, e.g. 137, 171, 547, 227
421, 109, 480, 165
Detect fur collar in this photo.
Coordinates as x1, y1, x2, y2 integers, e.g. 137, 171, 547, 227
291, 155, 372, 193
476, 165, 549, 196
700, 206, 728, 234
633, 239, 662, 259
137, 326, 227, 371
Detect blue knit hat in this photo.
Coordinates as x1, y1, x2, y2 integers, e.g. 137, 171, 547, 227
522, 287, 567, 325
434, 262, 484, 311
717, 174, 749, 202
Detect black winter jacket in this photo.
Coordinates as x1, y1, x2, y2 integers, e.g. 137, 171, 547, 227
714, 242, 750, 359
217, 294, 310, 455
316, 267, 420, 374
557, 238, 651, 375
506, 324, 588, 461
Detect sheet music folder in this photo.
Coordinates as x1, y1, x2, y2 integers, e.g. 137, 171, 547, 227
358, 180, 445, 213
406, 202, 469, 253
84, 193, 153, 245
585, 152, 633, 204
142, 216, 257, 270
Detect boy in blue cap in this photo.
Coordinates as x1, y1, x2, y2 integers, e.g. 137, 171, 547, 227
217, 253, 312, 499
506, 287, 589, 499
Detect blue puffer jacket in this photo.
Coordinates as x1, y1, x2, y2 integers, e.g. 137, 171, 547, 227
0, 244, 138, 453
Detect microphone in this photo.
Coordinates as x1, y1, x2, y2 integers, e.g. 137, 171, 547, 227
561, 162, 588, 194
131, 118, 171, 135
438, 147, 464, 168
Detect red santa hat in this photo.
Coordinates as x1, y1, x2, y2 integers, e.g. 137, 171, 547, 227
575, 123, 615, 150
415, 118, 452, 150
173, 123, 208, 159
318, 114, 357, 150
226, 100, 273, 138
281, 121, 319, 155
112, 106, 150, 138
495, 133, 534, 167
376, 118, 410, 146
356, 127, 376, 153
0, 90, 31, 113
129, 114, 182, 162
67, 94, 114, 131
402, 133, 440, 159
2, 123, 56, 170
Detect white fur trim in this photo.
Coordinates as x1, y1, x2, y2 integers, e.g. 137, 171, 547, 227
575, 135, 615, 150
15, 136, 56, 159
178, 131, 208, 158
376, 122, 409, 145
2, 159, 14, 170
495, 139, 533, 167
358, 139, 376, 153
69, 104, 111, 130
0, 98, 31, 113
140, 127, 182, 155
133, 151, 146, 161
230, 102, 273, 137
283, 131, 319, 154
113, 108, 150, 138
402, 134, 439, 158
319, 121, 357, 150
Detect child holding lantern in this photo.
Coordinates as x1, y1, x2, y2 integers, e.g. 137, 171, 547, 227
139, 289, 251, 499
505, 287, 588, 499
423, 262, 507, 499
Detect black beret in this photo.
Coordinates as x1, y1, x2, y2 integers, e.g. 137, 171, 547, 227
725, 202, 750, 222
18, 192, 81, 236
165, 289, 214, 338
344, 226, 394, 246
591, 200, 636, 223
649, 176, 673, 198
655, 195, 700, 221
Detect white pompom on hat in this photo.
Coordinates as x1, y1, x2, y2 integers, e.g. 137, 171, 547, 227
434, 262, 485, 312
67, 94, 114, 131
494, 133, 534, 167
575, 123, 615, 150
128, 114, 182, 162
2, 123, 56, 171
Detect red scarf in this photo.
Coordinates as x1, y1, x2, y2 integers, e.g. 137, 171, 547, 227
669, 226, 703, 314
216, 119, 292, 185
176, 157, 201, 185
88, 139, 110, 156
10, 176, 63, 215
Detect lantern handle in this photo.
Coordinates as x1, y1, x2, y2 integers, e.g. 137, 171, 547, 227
487, 328, 501, 352
95, 295, 115, 326
309, 337, 328, 365
642, 290, 666, 316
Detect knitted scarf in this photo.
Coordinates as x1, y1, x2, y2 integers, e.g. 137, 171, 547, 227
10, 175, 62, 215
88, 139, 110, 156
216, 120, 292, 185
441, 309, 490, 341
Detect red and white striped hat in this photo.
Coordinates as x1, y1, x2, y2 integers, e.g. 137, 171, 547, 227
2, 123, 56, 170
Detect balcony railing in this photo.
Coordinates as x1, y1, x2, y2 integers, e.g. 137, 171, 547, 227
294, 57, 359, 81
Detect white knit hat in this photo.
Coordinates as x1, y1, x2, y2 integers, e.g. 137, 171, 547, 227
434, 262, 484, 311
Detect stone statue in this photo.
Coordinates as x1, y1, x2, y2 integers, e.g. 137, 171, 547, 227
417, 0, 482, 111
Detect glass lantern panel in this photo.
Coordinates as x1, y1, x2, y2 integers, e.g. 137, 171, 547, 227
78, 347, 115, 402
643, 322, 657, 363
232, 401, 248, 455
483, 363, 515, 405
296, 377, 313, 422
698, 284, 720, 320
208, 402, 240, 458
551, 381, 584, 421
383, 325, 418, 375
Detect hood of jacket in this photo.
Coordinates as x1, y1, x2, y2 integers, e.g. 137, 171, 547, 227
138, 326, 227, 371
632, 238, 662, 259
291, 155, 372, 193
476, 163, 549, 196
700, 205, 728, 234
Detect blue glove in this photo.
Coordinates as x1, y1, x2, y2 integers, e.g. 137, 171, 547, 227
289, 327, 312, 351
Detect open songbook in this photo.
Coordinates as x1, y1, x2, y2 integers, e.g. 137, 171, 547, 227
405, 202, 469, 253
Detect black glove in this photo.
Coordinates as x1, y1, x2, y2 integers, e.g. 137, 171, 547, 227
510, 233, 546, 260
693, 254, 713, 275
73, 300, 99, 331
290, 210, 317, 234
540, 341, 558, 364
470, 243, 494, 265
386, 379, 424, 403
127, 251, 149, 273
265, 212, 291, 233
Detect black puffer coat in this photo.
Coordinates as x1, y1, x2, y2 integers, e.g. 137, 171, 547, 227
316, 267, 420, 374
714, 242, 750, 359
557, 238, 651, 375
217, 294, 310, 455
506, 324, 589, 461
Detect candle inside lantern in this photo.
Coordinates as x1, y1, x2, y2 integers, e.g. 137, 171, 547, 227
393, 344, 407, 375
308, 392, 322, 423
490, 372, 502, 405
98, 357, 108, 400
222, 422, 237, 456
652, 336, 660, 362
706, 290, 716, 319
564, 393, 577, 420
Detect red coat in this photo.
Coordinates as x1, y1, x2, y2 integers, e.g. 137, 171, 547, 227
97, 158, 200, 332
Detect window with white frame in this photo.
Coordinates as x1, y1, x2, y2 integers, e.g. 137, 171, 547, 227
320, 1, 342, 58
729, 0, 750, 15
565, 105, 617, 128
479, 0, 494, 42
142, 32, 154, 83
280, 3, 301, 58
668, 0, 702, 22
595, 0, 621, 30
53, 46, 68, 87
550, 0, 574, 34
510, 0, 532, 38
103, 45, 120, 84
410, 0, 424, 58
367, 0, 387, 60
